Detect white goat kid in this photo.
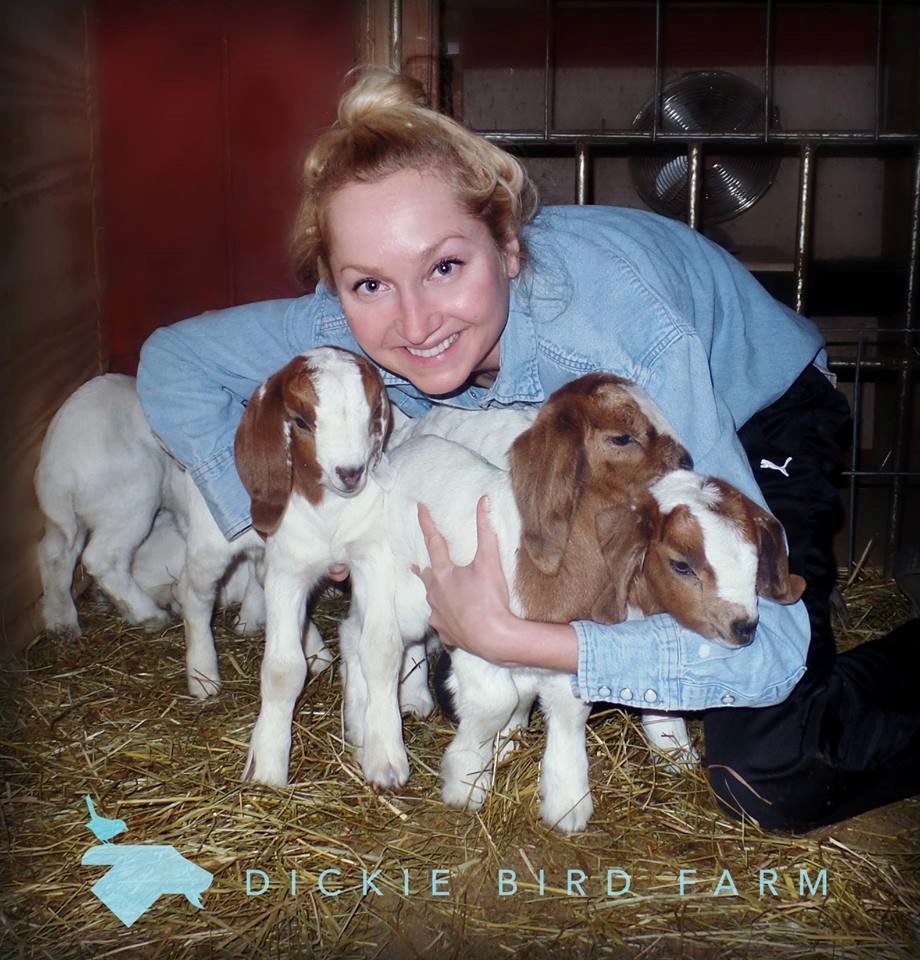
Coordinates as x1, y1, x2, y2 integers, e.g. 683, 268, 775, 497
32, 373, 297, 700
35, 374, 182, 638
235, 347, 426, 789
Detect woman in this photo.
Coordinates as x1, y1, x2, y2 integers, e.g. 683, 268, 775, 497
137, 68, 919, 832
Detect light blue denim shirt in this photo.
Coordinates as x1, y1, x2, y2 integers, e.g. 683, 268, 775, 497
137, 205, 826, 711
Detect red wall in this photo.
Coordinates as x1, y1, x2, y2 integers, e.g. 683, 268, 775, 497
96, 0, 356, 373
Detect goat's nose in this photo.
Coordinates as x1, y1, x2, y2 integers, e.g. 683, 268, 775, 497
335, 465, 365, 490
730, 618, 758, 646
678, 448, 694, 471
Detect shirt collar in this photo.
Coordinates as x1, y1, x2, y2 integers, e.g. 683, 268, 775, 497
481, 279, 544, 405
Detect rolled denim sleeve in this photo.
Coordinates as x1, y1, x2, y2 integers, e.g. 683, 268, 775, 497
136, 297, 317, 539
574, 603, 808, 709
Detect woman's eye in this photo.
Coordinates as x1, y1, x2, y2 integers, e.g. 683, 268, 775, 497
354, 278, 381, 295
433, 258, 461, 277
607, 434, 633, 447
669, 559, 694, 577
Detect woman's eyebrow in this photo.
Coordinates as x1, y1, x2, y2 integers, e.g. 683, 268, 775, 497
338, 235, 470, 277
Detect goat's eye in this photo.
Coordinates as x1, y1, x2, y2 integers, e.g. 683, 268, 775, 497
669, 559, 695, 577
607, 434, 633, 447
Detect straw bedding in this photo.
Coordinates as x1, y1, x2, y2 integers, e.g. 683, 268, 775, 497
1, 571, 918, 959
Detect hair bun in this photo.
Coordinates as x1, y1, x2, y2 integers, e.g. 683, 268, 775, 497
338, 67, 427, 127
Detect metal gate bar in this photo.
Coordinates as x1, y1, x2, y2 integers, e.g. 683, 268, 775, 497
425, 0, 920, 570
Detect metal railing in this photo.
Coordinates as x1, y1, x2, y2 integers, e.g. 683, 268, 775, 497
426, 0, 920, 570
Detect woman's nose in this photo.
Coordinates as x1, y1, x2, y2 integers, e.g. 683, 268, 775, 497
396, 290, 439, 344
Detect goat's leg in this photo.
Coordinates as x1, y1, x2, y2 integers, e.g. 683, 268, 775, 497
231, 559, 267, 637
640, 711, 699, 772
37, 519, 85, 639
336, 610, 367, 748
440, 654, 520, 811
349, 561, 411, 788
537, 678, 593, 833
304, 621, 334, 676
177, 545, 229, 698
399, 641, 434, 718
81, 513, 167, 630
242, 565, 313, 786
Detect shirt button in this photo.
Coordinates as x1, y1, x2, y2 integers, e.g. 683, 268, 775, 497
721, 693, 736, 705
619, 687, 633, 701
644, 689, 659, 703
598, 685, 611, 698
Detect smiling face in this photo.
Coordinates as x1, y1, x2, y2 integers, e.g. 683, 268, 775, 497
326, 168, 521, 397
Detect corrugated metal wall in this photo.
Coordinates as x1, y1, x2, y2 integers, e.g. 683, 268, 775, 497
1, 0, 103, 656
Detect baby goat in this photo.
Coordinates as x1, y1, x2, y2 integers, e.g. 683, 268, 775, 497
338, 374, 693, 829
435, 465, 805, 831
234, 346, 430, 788
33, 373, 299, 699
626, 469, 806, 767
35, 374, 182, 639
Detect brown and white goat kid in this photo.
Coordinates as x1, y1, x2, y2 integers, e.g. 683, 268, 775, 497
612, 469, 806, 770
432, 465, 804, 832
234, 346, 431, 789
337, 374, 693, 831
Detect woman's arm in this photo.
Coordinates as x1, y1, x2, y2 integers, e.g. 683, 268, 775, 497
136, 297, 318, 538
414, 499, 578, 671
415, 495, 808, 710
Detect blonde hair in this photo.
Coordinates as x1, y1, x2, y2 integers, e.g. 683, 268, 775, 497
292, 67, 539, 286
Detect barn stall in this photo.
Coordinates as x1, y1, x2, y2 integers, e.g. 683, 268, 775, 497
2, 1, 918, 957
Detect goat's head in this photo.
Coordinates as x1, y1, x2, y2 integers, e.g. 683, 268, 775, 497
613, 470, 806, 647
234, 347, 391, 537
509, 373, 692, 576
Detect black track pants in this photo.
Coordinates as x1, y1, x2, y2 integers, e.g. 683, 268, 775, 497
704, 365, 920, 832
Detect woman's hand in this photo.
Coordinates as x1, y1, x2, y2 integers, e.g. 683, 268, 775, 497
412, 497, 579, 672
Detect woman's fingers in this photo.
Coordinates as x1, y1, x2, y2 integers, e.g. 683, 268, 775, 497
416, 501, 452, 568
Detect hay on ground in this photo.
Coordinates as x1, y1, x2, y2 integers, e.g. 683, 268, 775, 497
1, 571, 917, 959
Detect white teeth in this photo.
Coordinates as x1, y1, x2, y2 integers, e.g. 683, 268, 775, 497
406, 333, 459, 358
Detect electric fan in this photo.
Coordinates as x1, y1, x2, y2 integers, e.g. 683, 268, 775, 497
629, 71, 780, 224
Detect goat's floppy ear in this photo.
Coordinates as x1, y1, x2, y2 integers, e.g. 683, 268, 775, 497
590, 497, 657, 623
234, 364, 298, 538
748, 500, 807, 604
356, 355, 392, 464
509, 407, 587, 576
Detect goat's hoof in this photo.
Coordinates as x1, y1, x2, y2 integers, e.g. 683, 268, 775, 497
232, 617, 264, 637
441, 778, 487, 811
653, 745, 700, 774
361, 751, 410, 789
241, 750, 289, 787
306, 646, 334, 677
540, 794, 593, 834
139, 611, 171, 633
187, 673, 221, 699
44, 621, 82, 642
400, 690, 435, 719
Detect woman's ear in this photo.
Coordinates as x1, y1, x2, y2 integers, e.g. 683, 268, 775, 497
502, 235, 521, 279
